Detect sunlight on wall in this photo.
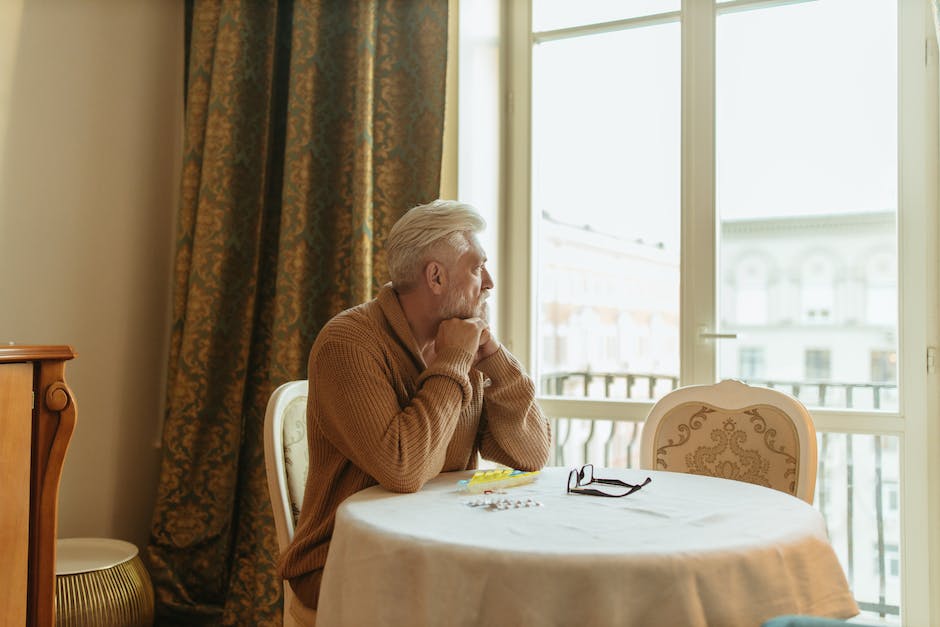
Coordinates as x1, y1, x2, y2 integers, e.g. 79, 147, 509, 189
0, 0, 24, 232
0, 0, 183, 550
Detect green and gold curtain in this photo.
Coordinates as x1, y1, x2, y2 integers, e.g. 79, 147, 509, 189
146, 1, 448, 624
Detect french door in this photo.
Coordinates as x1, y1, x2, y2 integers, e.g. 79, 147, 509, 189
455, 0, 938, 623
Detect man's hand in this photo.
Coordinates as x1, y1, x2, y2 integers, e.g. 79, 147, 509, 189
475, 326, 501, 364
435, 317, 487, 358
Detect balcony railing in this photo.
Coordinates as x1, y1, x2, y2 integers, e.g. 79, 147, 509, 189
541, 371, 898, 410
541, 371, 901, 623
541, 370, 678, 399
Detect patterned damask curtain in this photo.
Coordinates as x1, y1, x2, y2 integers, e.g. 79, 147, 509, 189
146, 1, 447, 624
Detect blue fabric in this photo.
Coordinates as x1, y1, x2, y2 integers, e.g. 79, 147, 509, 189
762, 616, 878, 627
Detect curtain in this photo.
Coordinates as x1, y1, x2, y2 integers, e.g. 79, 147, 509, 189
145, 1, 448, 624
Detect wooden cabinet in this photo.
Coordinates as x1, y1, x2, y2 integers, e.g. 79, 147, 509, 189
0, 346, 77, 627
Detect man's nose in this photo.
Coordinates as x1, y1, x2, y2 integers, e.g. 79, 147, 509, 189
482, 267, 494, 290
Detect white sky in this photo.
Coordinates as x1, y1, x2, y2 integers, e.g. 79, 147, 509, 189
531, 0, 898, 251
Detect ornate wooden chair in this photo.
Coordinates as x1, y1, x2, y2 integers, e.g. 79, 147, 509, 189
263, 380, 310, 627
640, 379, 817, 503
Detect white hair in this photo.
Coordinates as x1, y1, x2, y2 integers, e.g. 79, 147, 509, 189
386, 199, 486, 291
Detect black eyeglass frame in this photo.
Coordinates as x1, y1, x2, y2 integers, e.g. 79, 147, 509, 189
567, 464, 652, 498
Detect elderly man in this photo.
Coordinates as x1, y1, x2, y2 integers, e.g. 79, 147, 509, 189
279, 199, 552, 624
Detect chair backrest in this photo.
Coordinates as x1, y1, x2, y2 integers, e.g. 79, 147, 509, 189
640, 379, 817, 503
263, 380, 310, 552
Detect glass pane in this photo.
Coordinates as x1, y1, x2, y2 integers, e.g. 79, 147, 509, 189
550, 418, 645, 469
532, 24, 680, 402
715, 0, 898, 411
817, 433, 901, 624
458, 0, 502, 336
532, 0, 679, 33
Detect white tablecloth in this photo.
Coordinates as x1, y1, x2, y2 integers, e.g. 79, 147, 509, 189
317, 467, 858, 627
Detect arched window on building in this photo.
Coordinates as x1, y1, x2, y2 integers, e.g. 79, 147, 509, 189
801, 253, 835, 324
734, 254, 769, 325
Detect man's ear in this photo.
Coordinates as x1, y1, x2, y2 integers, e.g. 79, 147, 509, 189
425, 261, 447, 295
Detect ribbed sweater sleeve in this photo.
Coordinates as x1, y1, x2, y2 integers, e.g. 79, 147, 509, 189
312, 336, 475, 494
475, 346, 552, 470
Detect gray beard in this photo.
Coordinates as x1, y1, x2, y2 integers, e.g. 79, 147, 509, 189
440, 291, 488, 321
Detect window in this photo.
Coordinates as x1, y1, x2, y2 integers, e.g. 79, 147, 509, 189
885, 544, 900, 579
871, 350, 898, 384
731, 255, 769, 326
738, 347, 764, 380
887, 481, 899, 513
805, 349, 831, 382
531, 17, 680, 402
457, 1, 937, 622
800, 255, 836, 325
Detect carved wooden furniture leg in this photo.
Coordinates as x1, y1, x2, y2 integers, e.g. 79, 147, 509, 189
0, 345, 78, 627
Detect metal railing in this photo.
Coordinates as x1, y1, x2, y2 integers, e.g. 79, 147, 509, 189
541, 371, 898, 410
542, 371, 901, 622
541, 371, 678, 399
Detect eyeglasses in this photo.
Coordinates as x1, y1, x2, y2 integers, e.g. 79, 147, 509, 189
567, 464, 652, 498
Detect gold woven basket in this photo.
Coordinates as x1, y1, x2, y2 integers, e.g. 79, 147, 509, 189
55, 539, 154, 627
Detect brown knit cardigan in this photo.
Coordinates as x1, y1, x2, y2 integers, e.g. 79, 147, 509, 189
278, 285, 552, 608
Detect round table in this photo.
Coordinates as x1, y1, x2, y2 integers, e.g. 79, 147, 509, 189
55, 538, 154, 627
317, 467, 858, 627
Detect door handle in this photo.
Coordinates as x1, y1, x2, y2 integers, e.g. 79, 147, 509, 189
698, 326, 738, 340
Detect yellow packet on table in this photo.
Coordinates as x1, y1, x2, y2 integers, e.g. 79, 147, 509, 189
457, 469, 540, 493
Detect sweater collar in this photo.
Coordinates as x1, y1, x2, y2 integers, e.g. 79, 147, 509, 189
377, 283, 426, 367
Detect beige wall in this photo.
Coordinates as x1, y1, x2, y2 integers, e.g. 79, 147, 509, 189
0, 0, 183, 550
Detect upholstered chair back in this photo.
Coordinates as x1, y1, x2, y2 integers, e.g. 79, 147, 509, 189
640, 380, 817, 503
263, 380, 310, 627
281, 394, 309, 528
